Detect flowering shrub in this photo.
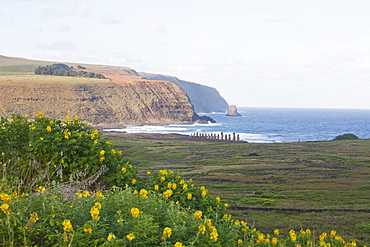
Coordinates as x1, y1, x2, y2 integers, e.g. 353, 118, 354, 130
0, 114, 364, 246
0, 113, 137, 191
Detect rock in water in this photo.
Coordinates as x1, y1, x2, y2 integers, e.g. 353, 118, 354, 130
226, 105, 241, 116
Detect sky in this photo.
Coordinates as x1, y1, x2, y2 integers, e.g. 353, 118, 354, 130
1, 0, 370, 109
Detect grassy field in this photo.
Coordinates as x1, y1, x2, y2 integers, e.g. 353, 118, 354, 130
104, 133, 370, 244
0, 74, 111, 85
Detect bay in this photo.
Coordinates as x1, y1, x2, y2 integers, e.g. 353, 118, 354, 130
104, 107, 370, 143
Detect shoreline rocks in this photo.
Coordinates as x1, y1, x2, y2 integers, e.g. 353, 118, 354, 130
226, 105, 241, 116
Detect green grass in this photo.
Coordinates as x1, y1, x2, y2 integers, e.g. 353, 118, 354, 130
104, 133, 370, 244
0, 74, 110, 85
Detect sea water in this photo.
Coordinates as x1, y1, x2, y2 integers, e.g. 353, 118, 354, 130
104, 107, 370, 143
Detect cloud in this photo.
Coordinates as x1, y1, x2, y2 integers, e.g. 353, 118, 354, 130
41, 3, 90, 19
35, 41, 77, 51
99, 13, 122, 24
145, 20, 165, 33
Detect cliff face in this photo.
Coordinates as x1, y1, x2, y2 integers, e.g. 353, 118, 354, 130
139, 73, 228, 113
0, 56, 197, 126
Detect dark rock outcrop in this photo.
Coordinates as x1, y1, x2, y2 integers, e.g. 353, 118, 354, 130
139, 72, 229, 113
226, 105, 241, 116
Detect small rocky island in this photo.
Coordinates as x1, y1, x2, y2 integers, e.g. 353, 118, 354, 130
226, 105, 241, 116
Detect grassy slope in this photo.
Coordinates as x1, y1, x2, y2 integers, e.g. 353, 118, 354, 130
0, 55, 132, 74
104, 133, 370, 244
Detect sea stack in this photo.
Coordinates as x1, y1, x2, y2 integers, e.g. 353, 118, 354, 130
226, 105, 241, 116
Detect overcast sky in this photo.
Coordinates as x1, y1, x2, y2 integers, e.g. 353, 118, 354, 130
1, 0, 370, 109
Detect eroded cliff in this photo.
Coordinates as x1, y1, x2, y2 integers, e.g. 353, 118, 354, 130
139, 72, 229, 113
0, 56, 198, 125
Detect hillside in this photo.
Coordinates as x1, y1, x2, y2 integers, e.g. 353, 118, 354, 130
139, 72, 229, 113
0, 55, 222, 125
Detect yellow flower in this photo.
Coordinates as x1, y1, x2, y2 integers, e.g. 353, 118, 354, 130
167, 182, 173, 189
201, 189, 207, 198
95, 191, 106, 199
319, 232, 327, 241
238, 239, 243, 244
182, 184, 188, 190
62, 220, 73, 232
83, 226, 93, 235
160, 176, 166, 182
121, 167, 127, 173
83, 191, 90, 197
174, 242, 183, 247
31, 126, 36, 130
154, 185, 159, 191
30, 212, 39, 223
37, 111, 43, 117
272, 237, 278, 244
131, 179, 137, 185
90, 206, 100, 220
146, 171, 152, 176
1, 127, 5, 130
76, 192, 83, 197
46, 126, 52, 132
100, 150, 105, 155
139, 189, 148, 198
99, 157, 105, 162
290, 230, 297, 242
131, 207, 140, 218
126, 233, 135, 241
162, 227, 172, 238
74, 115, 79, 120
0, 193, 12, 202
39, 137, 44, 140
65, 115, 71, 120
187, 193, 192, 200
209, 226, 218, 241
171, 183, 177, 190
0, 203, 10, 215
159, 170, 168, 175
330, 230, 336, 237
198, 224, 206, 234
94, 202, 102, 209
194, 210, 202, 220
162, 189, 173, 199
36, 186, 46, 193
222, 214, 231, 220
274, 229, 280, 235
215, 197, 220, 203
24, 114, 29, 118
205, 219, 212, 228
107, 233, 116, 241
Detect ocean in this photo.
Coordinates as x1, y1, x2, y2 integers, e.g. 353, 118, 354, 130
104, 107, 370, 143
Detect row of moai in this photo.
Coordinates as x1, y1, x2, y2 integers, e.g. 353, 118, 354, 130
191, 132, 240, 141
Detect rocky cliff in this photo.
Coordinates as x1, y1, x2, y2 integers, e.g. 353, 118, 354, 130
0, 56, 203, 126
139, 73, 228, 113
